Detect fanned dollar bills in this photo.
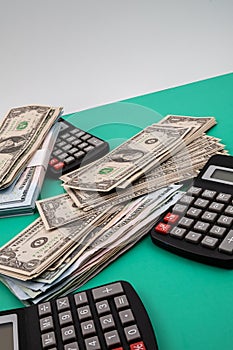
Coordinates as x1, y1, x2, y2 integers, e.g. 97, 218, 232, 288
0, 114, 228, 304
0, 105, 63, 189
0, 122, 61, 216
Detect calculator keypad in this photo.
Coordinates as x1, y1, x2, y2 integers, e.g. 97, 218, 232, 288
48, 119, 109, 176
37, 281, 158, 350
152, 186, 233, 267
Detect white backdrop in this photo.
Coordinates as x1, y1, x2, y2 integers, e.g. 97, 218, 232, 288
0, 0, 232, 117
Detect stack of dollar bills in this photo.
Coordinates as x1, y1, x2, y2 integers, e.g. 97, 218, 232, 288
0, 105, 62, 216
0, 114, 228, 305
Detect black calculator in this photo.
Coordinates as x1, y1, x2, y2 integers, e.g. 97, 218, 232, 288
48, 118, 109, 176
0, 280, 158, 350
151, 154, 233, 269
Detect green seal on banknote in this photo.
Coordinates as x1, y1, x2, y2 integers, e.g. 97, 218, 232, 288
99, 167, 114, 174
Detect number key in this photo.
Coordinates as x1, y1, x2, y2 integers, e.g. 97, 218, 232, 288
217, 215, 233, 227
201, 211, 217, 223
61, 325, 76, 343
216, 193, 231, 203
209, 201, 225, 213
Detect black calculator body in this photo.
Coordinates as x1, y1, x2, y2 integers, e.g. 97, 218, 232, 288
48, 118, 109, 176
0, 280, 158, 350
151, 154, 233, 268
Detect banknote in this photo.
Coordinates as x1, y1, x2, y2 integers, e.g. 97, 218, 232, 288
34, 188, 184, 303
2, 185, 182, 303
0, 206, 106, 280
0, 122, 61, 216
63, 134, 226, 211
62, 115, 216, 192
0, 105, 62, 189
114, 115, 217, 189
158, 114, 216, 136
61, 124, 190, 192
36, 192, 118, 230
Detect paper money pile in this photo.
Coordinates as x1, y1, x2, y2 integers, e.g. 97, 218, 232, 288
0, 115, 227, 304
0, 105, 62, 215
61, 115, 227, 211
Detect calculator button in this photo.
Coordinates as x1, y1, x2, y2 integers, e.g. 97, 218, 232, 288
201, 189, 216, 199
219, 230, 233, 254
59, 310, 73, 326
114, 295, 129, 310
74, 151, 85, 159
193, 221, 210, 233
41, 331, 56, 348
216, 193, 231, 203
96, 300, 111, 315
49, 158, 59, 166
154, 222, 171, 234
209, 201, 225, 213
72, 139, 82, 147
63, 144, 73, 151
186, 186, 202, 196
40, 316, 54, 332
81, 134, 91, 141
84, 145, 95, 153
64, 156, 75, 165
74, 291, 88, 306
170, 226, 186, 239
56, 140, 66, 148
201, 236, 218, 249
88, 137, 104, 146
58, 153, 69, 161
100, 314, 115, 330
77, 305, 92, 321
85, 336, 101, 350
53, 149, 63, 156
78, 142, 88, 149
201, 211, 217, 223
61, 325, 76, 343
76, 131, 85, 138
64, 342, 79, 350
172, 203, 188, 214
163, 212, 179, 224
67, 136, 76, 143
225, 205, 233, 216
178, 217, 194, 229
92, 282, 124, 301
130, 342, 146, 350
67, 147, 78, 155
81, 320, 96, 336
56, 297, 70, 311
61, 132, 71, 139
119, 309, 135, 325
104, 330, 121, 347
217, 215, 233, 227
70, 127, 81, 134
124, 324, 141, 342
185, 231, 202, 243
53, 162, 65, 170
194, 198, 209, 209
209, 225, 226, 238
179, 195, 194, 205
38, 302, 52, 317
187, 207, 202, 218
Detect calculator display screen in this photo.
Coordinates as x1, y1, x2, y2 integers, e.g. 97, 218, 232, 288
0, 322, 14, 349
0, 314, 18, 350
211, 169, 233, 183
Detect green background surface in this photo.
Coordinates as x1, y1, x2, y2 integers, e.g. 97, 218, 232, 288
0, 72, 233, 350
